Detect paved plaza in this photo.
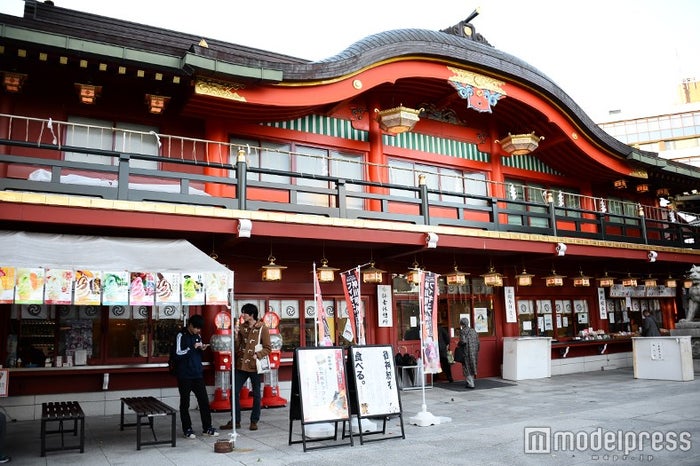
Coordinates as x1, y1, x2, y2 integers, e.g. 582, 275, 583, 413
2, 367, 699, 465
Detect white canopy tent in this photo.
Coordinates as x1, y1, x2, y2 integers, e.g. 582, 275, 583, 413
0, 230, 230, 273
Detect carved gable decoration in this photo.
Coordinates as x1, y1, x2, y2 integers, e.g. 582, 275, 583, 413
447, 67, 506, 114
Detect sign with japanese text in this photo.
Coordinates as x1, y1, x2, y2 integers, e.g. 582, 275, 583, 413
348, 345, 401, 416
377, 285, 393, 328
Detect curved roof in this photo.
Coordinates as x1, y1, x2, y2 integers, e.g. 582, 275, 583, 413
2, 0, 699, 191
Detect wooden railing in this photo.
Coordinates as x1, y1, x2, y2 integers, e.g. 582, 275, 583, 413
1, 114, 697, 249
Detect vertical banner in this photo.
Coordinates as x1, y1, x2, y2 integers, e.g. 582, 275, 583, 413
340, 269, 361, 344
504, 286, 517, 323
377, 284, 393, 327
420, 271, 440, 374
313, 263, 333, 346
597, 288, 608, 319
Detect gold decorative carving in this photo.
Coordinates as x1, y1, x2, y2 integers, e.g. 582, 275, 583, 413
194, 78, 247, 102
447, 67, 506, 95
628, 169, 648, 179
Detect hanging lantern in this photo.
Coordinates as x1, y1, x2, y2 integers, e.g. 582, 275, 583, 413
544, 270, 565, 287
515, 268, 534, 287
495, 132, 544, 156
664, 276, 677, 288
362, 261, 386, 284
644, 275, 657, 287
316, 258, 339, 283
375, 105, 422, 134
596, 272, 615, 287
260, 255, 286, 282
481, 266, 503, 287
572, 271, 591, 287
445, 265, 469, 286
406, 260, 422, 285
621, 274, 638, 287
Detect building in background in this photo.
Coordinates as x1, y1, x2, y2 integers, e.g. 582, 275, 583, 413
598, 78, 700, 212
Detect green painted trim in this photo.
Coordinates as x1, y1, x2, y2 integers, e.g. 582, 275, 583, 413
265, 116, 489, 162
501, 154, 562, 176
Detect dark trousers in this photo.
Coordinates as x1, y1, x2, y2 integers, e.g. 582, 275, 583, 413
234, 369, 262, 424
178, 377, 212, 432
439, 354, 453, 381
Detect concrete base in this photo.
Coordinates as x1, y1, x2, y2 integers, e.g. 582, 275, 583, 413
551, 352, 632, 376
502, 337, 552, 381
632, 336, 694, 381
671, 322, 700, 359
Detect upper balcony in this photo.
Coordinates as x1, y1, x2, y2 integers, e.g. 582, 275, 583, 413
1, 113, 698, 250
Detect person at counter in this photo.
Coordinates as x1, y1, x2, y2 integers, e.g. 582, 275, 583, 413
641, 310, 661, 337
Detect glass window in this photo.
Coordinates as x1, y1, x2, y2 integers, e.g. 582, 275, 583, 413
465, 172, 488, 206
388, 159, 417, 198
330, 149, 364, 210
64, 117, 114, 165
64, 117, 158, 170
295, 145, 330, 206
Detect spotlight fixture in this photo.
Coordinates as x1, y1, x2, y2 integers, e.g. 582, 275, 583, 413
2, 71, 27, 93
75, 83, 101, 104
145, 94, 170, 114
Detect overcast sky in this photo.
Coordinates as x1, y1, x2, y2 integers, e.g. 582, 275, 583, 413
2, 0, 699, 122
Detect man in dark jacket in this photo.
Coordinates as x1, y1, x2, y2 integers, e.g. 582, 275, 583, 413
641, 309, 661, 337
174, 314, 218, 439
438, 326, 454, 382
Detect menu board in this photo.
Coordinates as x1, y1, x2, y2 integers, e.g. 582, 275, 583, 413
293, 347, 350, 423
348, 345, 401, 416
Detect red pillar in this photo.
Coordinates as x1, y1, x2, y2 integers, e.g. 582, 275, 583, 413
204, 119, 228, 197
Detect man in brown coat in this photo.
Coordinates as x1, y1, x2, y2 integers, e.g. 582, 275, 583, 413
220, 303, 271, 431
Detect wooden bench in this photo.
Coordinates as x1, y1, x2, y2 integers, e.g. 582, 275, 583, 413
40, 401, 85, 456
120, 396, 177, 450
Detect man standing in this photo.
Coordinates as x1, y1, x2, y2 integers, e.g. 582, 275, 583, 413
641, 309, 661, 337
458, 317, 480, 389
438, 325, 454, 383
174, 314, 219, 439
220, 304, 271, 431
